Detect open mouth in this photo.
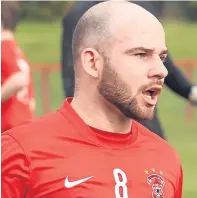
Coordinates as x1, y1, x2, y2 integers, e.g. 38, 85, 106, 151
142, 86, 162, 100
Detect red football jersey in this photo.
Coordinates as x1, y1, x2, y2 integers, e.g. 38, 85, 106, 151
1, 38, 35, 132
2, 98, 183, 198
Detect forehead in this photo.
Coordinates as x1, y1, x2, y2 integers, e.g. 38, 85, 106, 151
111, 16, 166, 52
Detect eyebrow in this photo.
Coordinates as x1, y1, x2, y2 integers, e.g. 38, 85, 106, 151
124, 47, 168, 55
160, 49, 168, 55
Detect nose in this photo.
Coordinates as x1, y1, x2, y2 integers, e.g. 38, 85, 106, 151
148, 57, 168, 79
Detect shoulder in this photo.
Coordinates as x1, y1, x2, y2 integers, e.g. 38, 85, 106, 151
2, 110, 72, 148
136, 120, 167, 144
135, 121, 180, 160
1, 107, 82, 169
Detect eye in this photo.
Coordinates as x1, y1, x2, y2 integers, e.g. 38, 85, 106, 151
135, 53, 147, 58
160, 55, 167, 63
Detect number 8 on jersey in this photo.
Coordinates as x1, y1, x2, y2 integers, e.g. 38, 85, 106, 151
113, 168, 128, 198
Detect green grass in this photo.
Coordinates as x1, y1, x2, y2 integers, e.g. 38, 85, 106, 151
15, 21, 197, 197
164, 22, 197, 59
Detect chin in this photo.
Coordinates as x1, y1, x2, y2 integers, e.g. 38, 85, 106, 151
128, 107, 155, 121
141, 111, 155, 120
143, 114, 154, 120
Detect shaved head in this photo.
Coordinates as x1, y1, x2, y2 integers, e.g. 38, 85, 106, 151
72, 1, 168, 120
72, 2, 112, 68
72, 1, 162, 68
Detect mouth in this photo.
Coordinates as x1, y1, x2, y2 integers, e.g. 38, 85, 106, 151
142, 86, 162, 105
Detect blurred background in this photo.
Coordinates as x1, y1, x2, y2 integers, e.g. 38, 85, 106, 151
4, 1, 197, 197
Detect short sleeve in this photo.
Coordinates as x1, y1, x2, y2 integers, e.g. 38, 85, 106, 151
1, 41, 29, 78
2, 134, 31, 197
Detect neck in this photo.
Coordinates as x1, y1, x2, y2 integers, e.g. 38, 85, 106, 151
71, 90, 132, 134
1, 30, 14, 41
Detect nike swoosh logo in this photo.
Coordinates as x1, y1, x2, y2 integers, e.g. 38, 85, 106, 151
64, 176, 94, 188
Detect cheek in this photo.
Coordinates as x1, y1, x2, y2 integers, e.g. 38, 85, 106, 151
113, 58, 148, 91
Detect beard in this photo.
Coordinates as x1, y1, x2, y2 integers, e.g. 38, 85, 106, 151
97, 56, 156, 120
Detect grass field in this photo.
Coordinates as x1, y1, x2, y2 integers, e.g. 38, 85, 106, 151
15, 21, 197, 197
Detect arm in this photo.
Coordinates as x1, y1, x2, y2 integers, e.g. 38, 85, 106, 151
164, 55, 192, 99
2, 134, 31, 197
1, 42, 30, 103
1, 71, 29, 102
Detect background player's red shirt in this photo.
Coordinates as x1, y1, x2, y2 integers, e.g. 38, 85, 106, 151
2, 98, 183, 198
1, 38, 35, 132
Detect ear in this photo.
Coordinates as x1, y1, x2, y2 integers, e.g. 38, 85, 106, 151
80, 48, 101, 78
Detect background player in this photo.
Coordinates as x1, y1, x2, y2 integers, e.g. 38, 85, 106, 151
1, 1, 35, 132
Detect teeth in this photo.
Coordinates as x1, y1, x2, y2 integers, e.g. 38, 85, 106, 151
144, 94, 152, 99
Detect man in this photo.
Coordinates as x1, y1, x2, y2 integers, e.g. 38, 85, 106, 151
1, 1, 35, 132
61, 1, 197, 139
2, 1, 183, 197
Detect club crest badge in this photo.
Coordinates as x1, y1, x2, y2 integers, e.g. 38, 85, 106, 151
145, 169, 165, 198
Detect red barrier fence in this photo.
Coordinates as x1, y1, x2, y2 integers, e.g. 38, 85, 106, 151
32, 59, 197, 121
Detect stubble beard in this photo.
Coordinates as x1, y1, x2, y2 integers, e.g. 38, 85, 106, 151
97, 56, 155, 120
